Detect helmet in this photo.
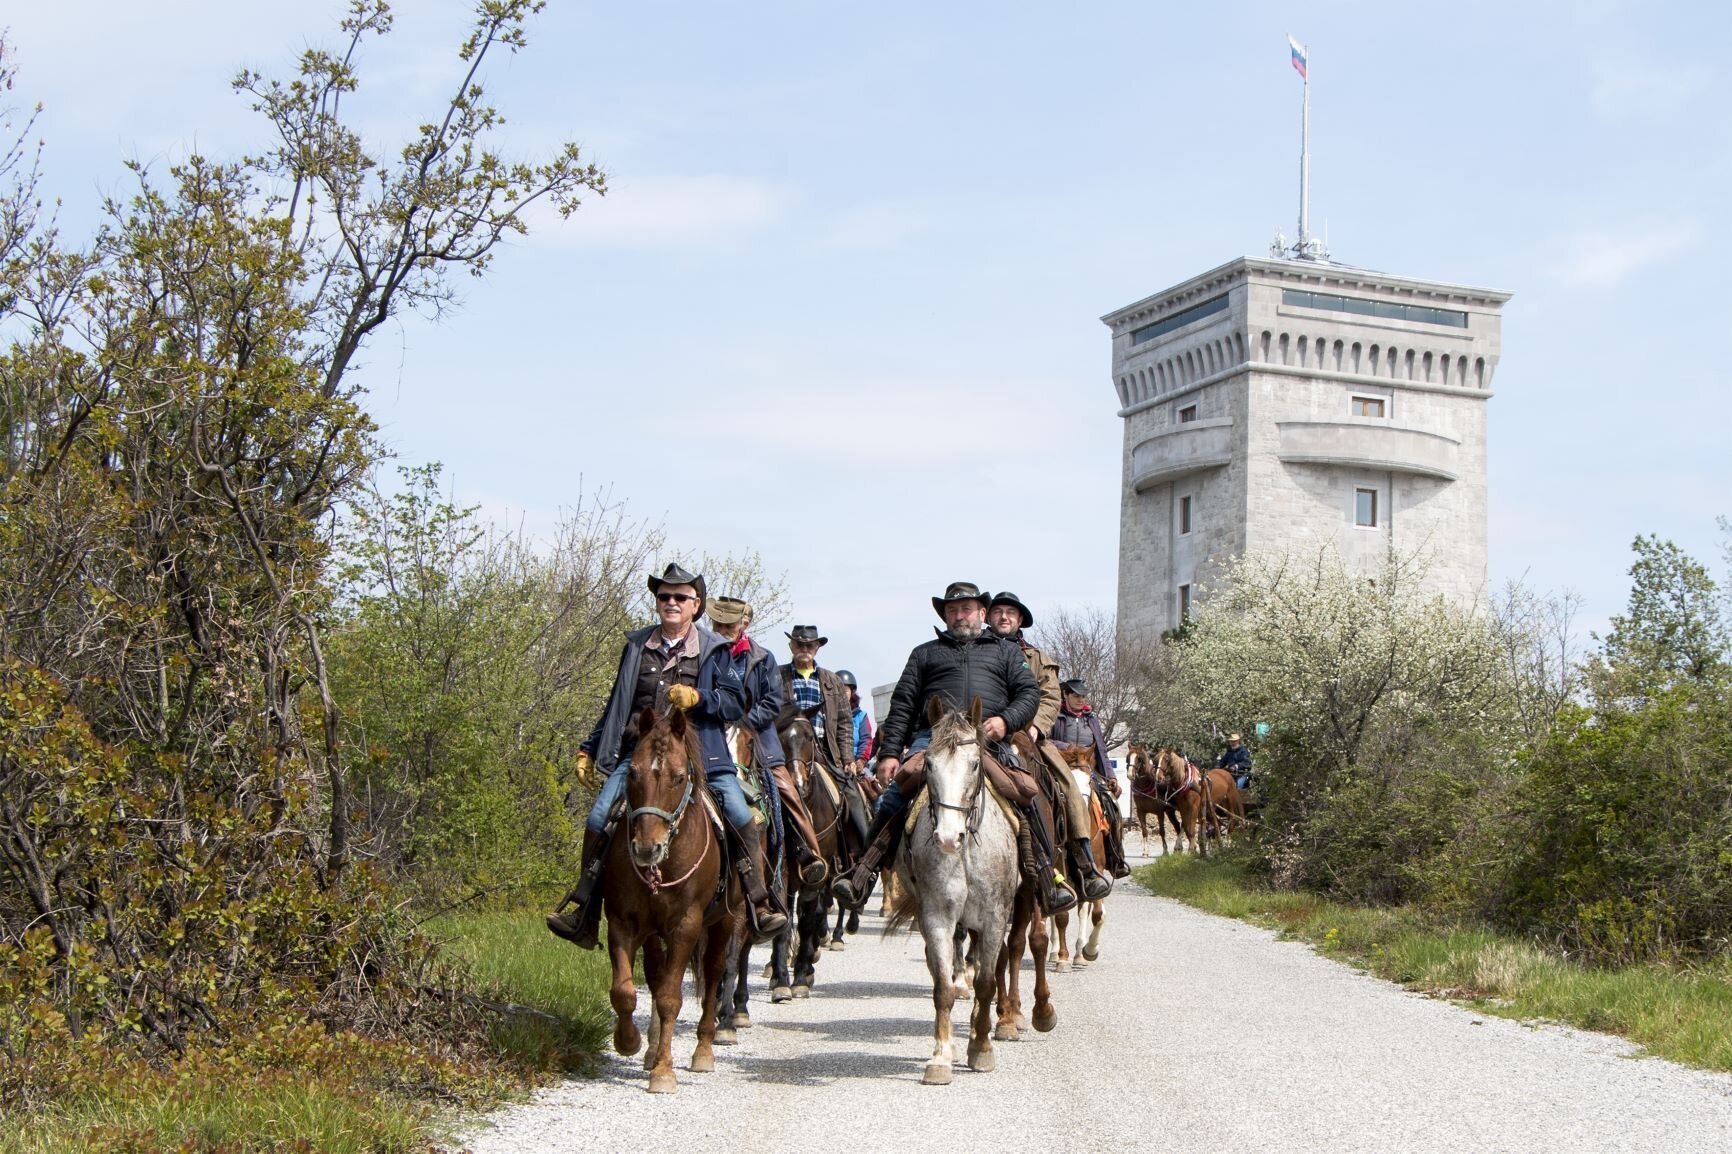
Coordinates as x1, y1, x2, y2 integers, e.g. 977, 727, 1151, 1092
836, 670, 858, 689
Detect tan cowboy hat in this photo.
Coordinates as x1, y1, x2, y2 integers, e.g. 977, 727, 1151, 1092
709, 596, 751, 625
1227, 733, 1243, 742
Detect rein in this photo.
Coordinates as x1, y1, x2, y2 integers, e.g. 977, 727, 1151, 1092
927, 736, 986, 838
795, 757, 842, 841
627, 760, 712, 894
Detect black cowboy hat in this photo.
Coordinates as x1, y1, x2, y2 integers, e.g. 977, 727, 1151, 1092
1061, 678, 1090, 698
785, 624, 828, 646
647, 563, 707, 616
987, 590, 1035, 629
931, 581, 990, 619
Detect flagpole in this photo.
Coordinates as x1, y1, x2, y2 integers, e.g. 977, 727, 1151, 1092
1299, 62, 1310, 251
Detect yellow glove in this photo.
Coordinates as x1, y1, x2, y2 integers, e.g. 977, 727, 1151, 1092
667, 685, 701, 711
574, 751, 595, 784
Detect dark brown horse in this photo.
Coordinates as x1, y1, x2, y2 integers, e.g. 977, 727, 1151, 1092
991, 731, 1056, 1040
773, 716, 842, 1000
1127, 744, 1183, 854
601, 707, 743, 1093
1152, 747, 1244, 857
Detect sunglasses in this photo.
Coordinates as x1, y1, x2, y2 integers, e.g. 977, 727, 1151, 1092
656, 592, 697, 604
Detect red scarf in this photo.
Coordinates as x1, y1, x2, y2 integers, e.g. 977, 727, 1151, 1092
730, 633, 752, 658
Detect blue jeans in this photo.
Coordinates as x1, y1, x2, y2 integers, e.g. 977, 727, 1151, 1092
872, 731, 931, 821
1236, 774, 1250, 791
587, 755, 633, 834
588, 754, 755, 833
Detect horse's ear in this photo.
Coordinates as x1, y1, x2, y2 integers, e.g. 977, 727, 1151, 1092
667, 708, 688, 741
636, 707, 658, 738
927, 695, 946, 726
967, 696, 983, 726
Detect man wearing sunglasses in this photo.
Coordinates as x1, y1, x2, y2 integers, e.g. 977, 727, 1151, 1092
547, 563, 787, 949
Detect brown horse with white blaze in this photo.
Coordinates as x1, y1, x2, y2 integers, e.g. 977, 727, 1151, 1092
1153, 747, 1244, 856
1051, 743, 1108, 969
1127, 744, 1182, 854
601, 707, 743, 1093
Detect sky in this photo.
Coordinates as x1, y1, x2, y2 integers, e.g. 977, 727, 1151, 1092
9, 0, 1730, 687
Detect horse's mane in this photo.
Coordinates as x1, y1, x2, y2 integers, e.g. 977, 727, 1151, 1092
640, 711, 702, 774
928, 706, 977, 758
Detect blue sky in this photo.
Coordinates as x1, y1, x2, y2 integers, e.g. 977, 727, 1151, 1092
11, 1, 1730, 684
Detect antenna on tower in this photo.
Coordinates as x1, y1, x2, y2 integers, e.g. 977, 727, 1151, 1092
1271, 34, 1330, 264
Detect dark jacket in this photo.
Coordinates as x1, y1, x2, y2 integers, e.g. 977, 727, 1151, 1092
776, 665, 853, 768
1218, 745, 1252, 773
876, 630, 1041, 761
1052, 707, 1115, 780
580, 624, 745, 778
737, 638, 786, 769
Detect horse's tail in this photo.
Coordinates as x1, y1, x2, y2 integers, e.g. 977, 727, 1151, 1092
882, 872, 921, 936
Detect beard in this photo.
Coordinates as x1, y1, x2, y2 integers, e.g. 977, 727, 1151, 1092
947, 619, 986, 640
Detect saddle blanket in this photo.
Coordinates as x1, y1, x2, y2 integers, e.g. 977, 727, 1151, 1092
904, 776, 1021, 838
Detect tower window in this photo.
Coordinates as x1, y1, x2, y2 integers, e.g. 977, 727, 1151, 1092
1351, 395, 1386, 418
1179, 495, 1193, 535
1178, 404, 1198, 424
1355, 488, 1379, 528
1178, 584, 1192, 621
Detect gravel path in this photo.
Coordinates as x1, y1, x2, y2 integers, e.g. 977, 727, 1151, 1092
458, 851, 1732, 1153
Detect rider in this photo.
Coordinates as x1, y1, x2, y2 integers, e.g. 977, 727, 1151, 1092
1050, 678, 1132, 879
708, 596, 827, 887
776, 626, 869, 866
547, 564, 787, 949
1218, 732, 1253, 791
837, 670, 874, 766
986, 591, 1111, 901
831, 582, 1076, 914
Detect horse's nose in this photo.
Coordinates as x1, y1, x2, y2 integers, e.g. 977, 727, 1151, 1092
937, 833, 962, 854
630, 839, 665, 868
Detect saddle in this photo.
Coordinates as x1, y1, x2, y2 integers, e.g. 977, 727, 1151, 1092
903, 773, 1021, 838
892, 746, 1038, 807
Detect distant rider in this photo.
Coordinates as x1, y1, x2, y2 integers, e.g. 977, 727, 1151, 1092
1050, 678, 1131, 879
1218, 732, 1253, 791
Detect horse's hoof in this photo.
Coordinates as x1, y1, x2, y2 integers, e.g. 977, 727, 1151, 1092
953, 985, 971, 1001
792, 985, 811, 999
731, 1011, 752, 1029
993, 1022, 1019, 1042
1033, 1006, 1058, 1033
761, 963, 774, 978
614, 1023, 642, 1057
968, 1049, 996, 1073
921, 1063, 953, 1086
715, 1027, 738, 1046
771, 986, 793, 1003
647, 1072, 678, 1094
826, 940, 845, 952
689, 1049, 715, 1073
1082, 945, 1100, 962
1054, 959, 1071, 973
1015, 1012, 1029, 1033
1071, 956, 1089, 969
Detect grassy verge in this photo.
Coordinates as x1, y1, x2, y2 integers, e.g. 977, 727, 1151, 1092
1136, 854, 1732, 1074
4, 910, 613, 1153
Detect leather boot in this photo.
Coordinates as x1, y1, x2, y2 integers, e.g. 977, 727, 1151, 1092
1068, 837, 1113, 901
732, 826, 788, 940
1017, 813, 1076, 914
546, 823, 612, 949
772, 764, 829, 885
792, 836, 829, 886
832, 804, 901, 910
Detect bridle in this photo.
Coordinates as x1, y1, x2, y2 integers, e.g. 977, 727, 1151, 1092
627, 749, 710, 894
926, 735, 986, 838
793, 755, 841, 840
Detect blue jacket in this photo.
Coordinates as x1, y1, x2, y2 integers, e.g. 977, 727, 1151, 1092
735, 638, 786, 769
1218, 745, 1252, 773
580, 624, 746, 778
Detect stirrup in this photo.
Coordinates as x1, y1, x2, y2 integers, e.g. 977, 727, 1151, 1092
1081, 872, 1113, 901
1045, 874, 1078, 914
833, 868, 873, 910
798, 856, 829, 886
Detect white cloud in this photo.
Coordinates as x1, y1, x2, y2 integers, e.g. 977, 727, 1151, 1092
1553, 219, 1699, 288
1591, 63, 1711, 121
526, 173, 795, 251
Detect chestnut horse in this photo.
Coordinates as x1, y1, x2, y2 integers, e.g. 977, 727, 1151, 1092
1127, 744, 1182, 855
1152, 747, 1244, 856
1050, 743, 1108, 970
601, 707, 743, 1093
991, 730, 1057, 1040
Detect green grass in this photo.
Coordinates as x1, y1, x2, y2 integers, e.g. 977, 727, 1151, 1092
1137, 855, 1732, 1073
4, 911, 615, 1153
426, 908, 617, 1071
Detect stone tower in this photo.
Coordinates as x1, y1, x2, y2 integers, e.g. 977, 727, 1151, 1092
1105, 256, 1510, 640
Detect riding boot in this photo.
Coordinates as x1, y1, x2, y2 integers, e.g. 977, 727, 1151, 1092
771, 765, 828, 886
730, 825, 788, 941
1068, 837, 1113, 901
1102, 803, 1131, 878
1017, 811, 1076, 914
832, 803, 902, 910
546, 823, 613, 949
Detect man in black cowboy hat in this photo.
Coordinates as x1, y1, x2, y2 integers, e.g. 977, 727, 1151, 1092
547, 564, 787, 949
1051, 678, 1131, 879
986, 591, 1112, 901
831, 582, 1075, 913
774, 623, 866, 874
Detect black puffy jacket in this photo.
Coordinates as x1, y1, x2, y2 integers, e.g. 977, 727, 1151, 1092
876, 629, 1041, 760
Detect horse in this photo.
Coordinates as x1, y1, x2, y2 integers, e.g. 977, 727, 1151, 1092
990, 731, 1057, 1041
887, 697, 1020, 1085
715, 726, 772, 1043
1127, 744, 1183, 855
771, 716, 843, 1000
1050, 744, 1108, 971
600, 707, 743, 1093
1152, 747, 1245, 856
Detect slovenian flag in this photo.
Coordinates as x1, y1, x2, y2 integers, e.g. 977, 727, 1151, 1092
1288, 34, 1307, 79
